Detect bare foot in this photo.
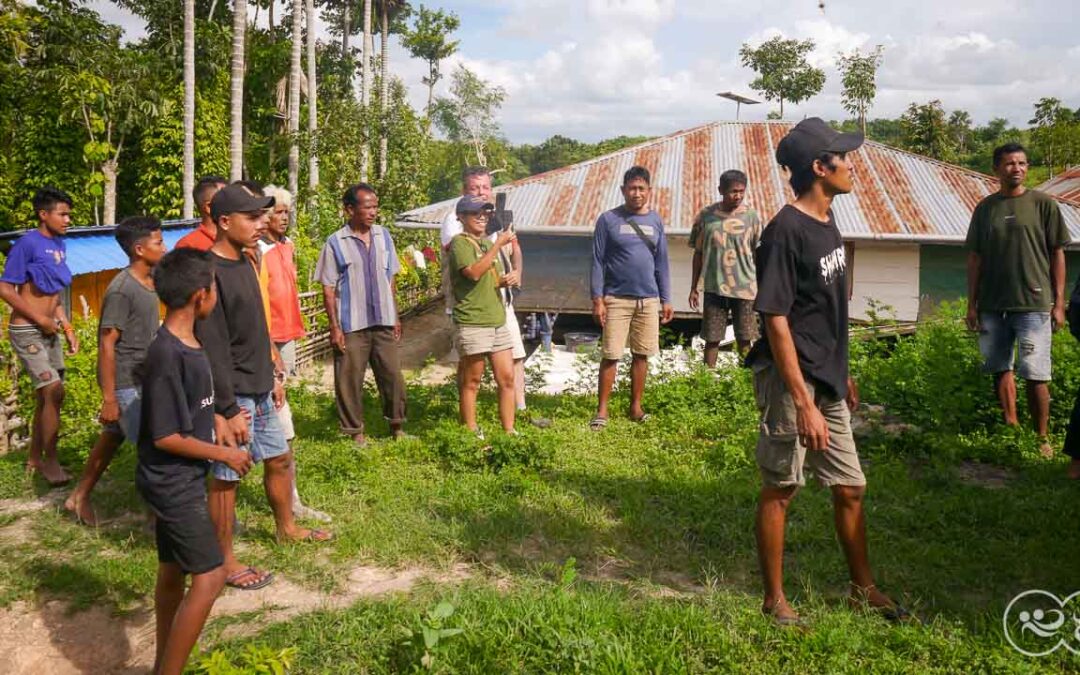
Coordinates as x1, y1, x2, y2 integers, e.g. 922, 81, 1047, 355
1039, 441, 1055, 459
352, 434, 366, 447
63, 493, 98, 526
849, 583, 914, 623
27, 459, 71, 486
1067, 459, 1080, 480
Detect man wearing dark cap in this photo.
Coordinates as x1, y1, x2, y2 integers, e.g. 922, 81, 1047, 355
745, 118, 906, 626
197, 183, 332, 592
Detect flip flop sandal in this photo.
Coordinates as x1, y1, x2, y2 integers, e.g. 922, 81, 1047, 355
225, 567, 274, 591
629, 413, 652, 423
761, 606, 809, 630
876, 603, 919, 625
299, 528, 333, 543
589, 417, 608, 432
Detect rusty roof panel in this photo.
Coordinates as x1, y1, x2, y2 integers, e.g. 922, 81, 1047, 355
1040, 168, 1080, 204
397, 122, 1080, 245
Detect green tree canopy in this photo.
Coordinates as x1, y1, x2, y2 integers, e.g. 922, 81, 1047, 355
739, 36, 825, 118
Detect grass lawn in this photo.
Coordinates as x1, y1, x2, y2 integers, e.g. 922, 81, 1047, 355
0, 362, 1077, 673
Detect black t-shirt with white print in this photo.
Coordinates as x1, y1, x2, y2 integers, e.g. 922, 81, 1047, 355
136, 325, 217, 511
746, 205, 849, 399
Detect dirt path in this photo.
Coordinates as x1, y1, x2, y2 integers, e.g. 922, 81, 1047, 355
0, 562, 471, 675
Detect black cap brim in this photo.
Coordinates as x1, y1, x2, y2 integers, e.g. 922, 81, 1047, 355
827, 131, 864, 153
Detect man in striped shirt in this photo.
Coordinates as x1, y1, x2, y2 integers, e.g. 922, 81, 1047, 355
316, 183, 407, 446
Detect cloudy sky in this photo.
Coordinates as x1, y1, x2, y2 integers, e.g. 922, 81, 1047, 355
95, 0, 1080, 143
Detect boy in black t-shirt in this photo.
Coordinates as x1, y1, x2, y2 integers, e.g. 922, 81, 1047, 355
746, 118, 908, 627
137, 249, 253, 675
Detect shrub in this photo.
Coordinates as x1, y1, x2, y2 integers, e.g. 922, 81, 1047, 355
426, 420, 555, 472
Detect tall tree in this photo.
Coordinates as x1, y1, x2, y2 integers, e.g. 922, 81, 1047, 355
288, 0, 302, 217
739, 36, 825, 118
1030, 97, 1079, 177
230, 0, 248, 180
360, 0, 372, 180
401, 5, 459, 121
307, 0, 319, 194
947, 110, 972, 157
433, 65, 505, 167
182, 0, 196, 218
836, 45, 883, 137
899, 100, 954, 161
376, 0, 410, 179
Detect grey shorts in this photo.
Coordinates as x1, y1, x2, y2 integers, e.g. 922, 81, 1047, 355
275, 341, 296, 442
752, 364, 865, 488
9, 324, 64, 389
702, 293, 759, 343
978, 311, 1052, 381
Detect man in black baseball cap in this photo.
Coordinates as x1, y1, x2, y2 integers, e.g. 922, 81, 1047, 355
744, 117, 909, 626
210, 182, 275, 223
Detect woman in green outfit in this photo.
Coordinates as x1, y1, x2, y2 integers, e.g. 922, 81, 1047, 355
448, 195, 519, 436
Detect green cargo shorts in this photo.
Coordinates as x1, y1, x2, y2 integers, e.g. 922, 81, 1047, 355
752, 364, 865, 488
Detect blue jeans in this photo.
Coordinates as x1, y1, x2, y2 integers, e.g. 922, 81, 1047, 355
978, 311, 1052, 381
103, 387, 141, 441
212, 394, 290, 482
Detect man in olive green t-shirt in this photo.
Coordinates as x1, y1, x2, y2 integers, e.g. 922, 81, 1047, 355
965, 142, 1069, 458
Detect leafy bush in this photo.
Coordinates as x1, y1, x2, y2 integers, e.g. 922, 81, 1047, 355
190, 644, 297, 674
426, 421, 555, 472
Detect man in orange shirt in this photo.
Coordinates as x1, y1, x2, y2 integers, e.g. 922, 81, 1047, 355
176, 176, 228, 251
260, 185, 329, 522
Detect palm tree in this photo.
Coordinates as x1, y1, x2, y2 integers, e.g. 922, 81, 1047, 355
229, 0, 248, 181
360, 0, 372, 181
288, 0, 302, 221
307, 0, 319, 193
182, 0, 196, 218
376, 0, 407, 179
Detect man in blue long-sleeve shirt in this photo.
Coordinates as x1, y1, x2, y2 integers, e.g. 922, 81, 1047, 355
589, 165, 673, 430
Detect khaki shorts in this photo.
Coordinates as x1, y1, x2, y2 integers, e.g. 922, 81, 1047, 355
752, 364, 865, 488
503, 307, 527, 360
601, 296, 660, 360
455, 322, 514, 357
9, 324, 64, 389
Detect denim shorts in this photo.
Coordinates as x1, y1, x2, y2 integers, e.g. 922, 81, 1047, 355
978, 311, 1052, 381
103, 387, 141, 441
211, 394, 290, 482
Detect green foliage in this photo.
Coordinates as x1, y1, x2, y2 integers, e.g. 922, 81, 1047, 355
432, 65, 507, 168
512, 134, 654, 176
426, 421, 556, 472
899, 100, 956, 161
739, 36, 826, 117
190, 643, 297, 674
400, 5, 460, 116
406, 601, 464, 669
836, 45, 884, 132
1029, 97, 1080, 175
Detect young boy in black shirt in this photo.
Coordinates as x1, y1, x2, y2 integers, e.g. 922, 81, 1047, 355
746, 118, 907, 627
137, 248, 253, 675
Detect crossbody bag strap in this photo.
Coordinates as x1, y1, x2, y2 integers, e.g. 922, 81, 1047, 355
624, 217, 657, 256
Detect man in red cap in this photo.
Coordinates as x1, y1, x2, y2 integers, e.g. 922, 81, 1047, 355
745, 118, 907, 627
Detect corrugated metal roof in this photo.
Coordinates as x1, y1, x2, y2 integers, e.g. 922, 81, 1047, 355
1039, 167, 1080, 204
0, 221, 196, 276
398, 121, 1080, 245
65, 226, 194, 275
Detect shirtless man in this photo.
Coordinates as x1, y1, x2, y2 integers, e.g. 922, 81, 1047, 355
0, 188, 80, 485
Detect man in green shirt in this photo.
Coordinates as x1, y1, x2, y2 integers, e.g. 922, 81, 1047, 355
965, 142, 1070, 458
688, 170, 763, 365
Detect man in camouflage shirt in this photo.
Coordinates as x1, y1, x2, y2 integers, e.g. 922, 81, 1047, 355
688, 170, 763, 365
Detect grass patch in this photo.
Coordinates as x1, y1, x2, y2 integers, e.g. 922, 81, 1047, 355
0, 348, 1076, 670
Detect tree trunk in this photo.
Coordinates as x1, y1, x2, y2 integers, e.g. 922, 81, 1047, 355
360, 0, 372, 181
268, 0, 275, 37
307, 0, 319, 193
378, 3, 389, 179
102, 158, 118, 226
341, 3, 351, 90
182, 0, 196, 218
230, 0, 248, 181
288, 0, 302, 227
